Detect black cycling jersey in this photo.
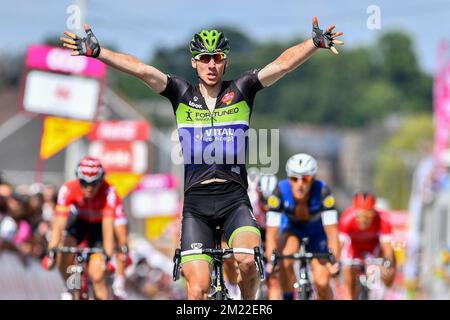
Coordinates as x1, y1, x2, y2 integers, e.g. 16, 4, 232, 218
160, 69, 264, 192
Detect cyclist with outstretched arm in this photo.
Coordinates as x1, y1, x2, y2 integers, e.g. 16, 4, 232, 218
61, 17, 343, 300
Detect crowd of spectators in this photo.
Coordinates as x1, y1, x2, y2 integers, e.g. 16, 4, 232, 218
0, 173, 57, 265
0, 173, 185, 299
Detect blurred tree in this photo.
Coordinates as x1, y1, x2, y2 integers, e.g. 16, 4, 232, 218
0, 54, 23, 89
374, 114, 433, 209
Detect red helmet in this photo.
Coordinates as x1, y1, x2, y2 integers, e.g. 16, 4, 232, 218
75, 156, 105, 184
352, 191, 376, 210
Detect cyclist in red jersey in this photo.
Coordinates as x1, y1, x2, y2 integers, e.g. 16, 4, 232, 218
338, 191, 396, 299
42, 156, 118, 300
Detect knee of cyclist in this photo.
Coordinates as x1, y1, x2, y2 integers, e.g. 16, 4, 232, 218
236, 256, 256, 274
188, 284, 210, 299
90, 272, 105, 285
89, 268, 105, 284
383, 275, 395, 288
315, 277, 330, 291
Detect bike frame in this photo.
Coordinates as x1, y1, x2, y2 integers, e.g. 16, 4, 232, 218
209, 226, 230, 299
55, 246, 104, 300
172, 226, 264, 300
271, 237, 334, 300
349, 256, 386, 300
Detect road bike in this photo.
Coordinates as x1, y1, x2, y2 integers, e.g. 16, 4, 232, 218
271, 237, 335, 300
173, 226, 265, 300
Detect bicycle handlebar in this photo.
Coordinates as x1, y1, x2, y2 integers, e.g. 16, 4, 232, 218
172, 247, 265, 281
53, 246, 104, 255
180, 247, 255, 257
348, 257, 388, 267
271, 250, 335, 267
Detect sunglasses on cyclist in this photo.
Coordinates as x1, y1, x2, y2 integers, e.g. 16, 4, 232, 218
79, 179, 101, 188
289, 176, 313, 183
194, 53, 227, 64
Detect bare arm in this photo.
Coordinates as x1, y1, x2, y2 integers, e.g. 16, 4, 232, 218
380, 241, 396, 286
61, 24, 167, 93
102, 216, 115, 258
380, 241, 396, 266
47, 215, 68, 250
265, 226, 279, 263
258, 16, 343, 88
258, 39, 318, 87
324, 224, 340, 262
98, 48, 167, 93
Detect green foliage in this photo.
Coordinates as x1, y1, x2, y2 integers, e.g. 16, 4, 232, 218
374, 114, 434, 209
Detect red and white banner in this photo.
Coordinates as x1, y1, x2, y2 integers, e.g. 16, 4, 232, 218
89, 141, 148, 173
23, 71, 100, 120
433, 41, 450, 166
20, 45, 106, 120
88, 120, 150, 141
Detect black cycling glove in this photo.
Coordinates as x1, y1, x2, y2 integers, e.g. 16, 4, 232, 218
75, 28, 101, 58
312, 19, 333, 50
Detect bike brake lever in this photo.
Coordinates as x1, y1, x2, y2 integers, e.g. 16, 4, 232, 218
254, 247, 265, 280
173, 248, 181, 281
270, 250, 278, 269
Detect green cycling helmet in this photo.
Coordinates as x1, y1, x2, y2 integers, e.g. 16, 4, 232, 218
189, 29, 230, 56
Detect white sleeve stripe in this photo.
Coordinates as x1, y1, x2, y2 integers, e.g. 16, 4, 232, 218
339, 232, 351, 244
266, 211, 282, 227
321, 210, 338, 226
114, 217, 128, 226
380, 234, 393, 243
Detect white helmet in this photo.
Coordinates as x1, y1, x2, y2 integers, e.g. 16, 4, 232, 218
286, 153, 318, 178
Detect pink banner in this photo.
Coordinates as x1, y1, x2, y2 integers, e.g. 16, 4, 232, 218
88, 120, 150, 141
136, 174, 179, 190
25, 44, 106, 79
433, 41, 450, 165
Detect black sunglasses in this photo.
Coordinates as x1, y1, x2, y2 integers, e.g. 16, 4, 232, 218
79, 179, 101, 188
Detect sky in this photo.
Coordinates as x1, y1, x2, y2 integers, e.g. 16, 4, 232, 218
1, 0, 449, 74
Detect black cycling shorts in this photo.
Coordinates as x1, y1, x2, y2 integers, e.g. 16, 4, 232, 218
180, 181, 260, 264
65, 217, 103, 248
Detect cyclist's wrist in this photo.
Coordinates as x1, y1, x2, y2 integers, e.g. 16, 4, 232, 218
383, 259, 393, 269
119, 244, 129, 255
47, 247, 57, 259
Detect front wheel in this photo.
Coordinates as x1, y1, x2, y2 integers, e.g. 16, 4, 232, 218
216, 291, 225, 300
358, 275, 369, 300
359, 285, 369, 300
297, 283, 312, 300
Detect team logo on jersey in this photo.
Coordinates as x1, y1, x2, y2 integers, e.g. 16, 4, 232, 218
188, 100, 203, 109
186, 110, 193, 121
323, 195, 335, 209
267, 195, 280, 209
221, 91, 235, 105
191, 243, 203, 250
